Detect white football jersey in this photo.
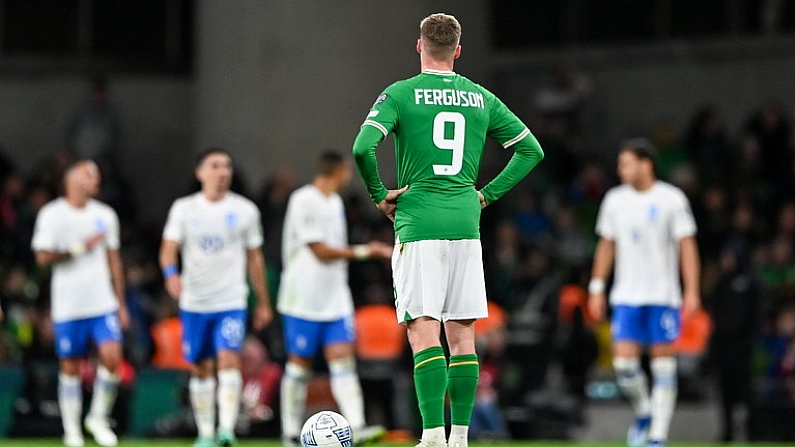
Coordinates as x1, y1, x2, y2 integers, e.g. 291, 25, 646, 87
595, 181, 697, 307
277, 184, 353, 321
162, 192, 262, 312
31, 198, 120, 323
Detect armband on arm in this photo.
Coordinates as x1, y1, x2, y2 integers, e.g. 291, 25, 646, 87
352, 245, 371, 260
588, 278, 605, 294
162, 264, 179, 278
69, 242, 87, 258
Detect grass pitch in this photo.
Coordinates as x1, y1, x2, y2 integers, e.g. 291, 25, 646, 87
0, 440, 785, 447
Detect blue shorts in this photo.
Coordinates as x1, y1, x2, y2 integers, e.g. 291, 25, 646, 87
54, 312, 122, 358
282, 315, 355, 358
611, 305, 681, 345
180, 309, 246, 363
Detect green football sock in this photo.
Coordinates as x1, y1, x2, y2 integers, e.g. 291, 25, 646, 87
448, 354, 479, 426
413, 346, 448, 429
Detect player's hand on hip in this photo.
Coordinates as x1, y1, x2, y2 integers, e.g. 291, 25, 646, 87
376, 185, 408, 222
478, 191, 487, 209
165, 274, 182, 300
117, 305, 131, 330
682, 289, 701, 317
367, 241, 393, 259
253, 303, 273, 330
588, 292, 607, 322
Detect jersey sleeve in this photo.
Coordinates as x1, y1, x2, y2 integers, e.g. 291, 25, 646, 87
162, 201, 185, 243
595, 190, 617, 239
671, 190, 697, 240
352, 86, 401, 204
246, 205, 264, 249
362, 87, 400, 137
479, 92, 545, 204
31, 207, 58, 251
292, 195, 325, 246
105, 210, 121, 250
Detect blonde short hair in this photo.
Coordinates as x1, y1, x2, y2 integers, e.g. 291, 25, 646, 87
420, 13, 461, 60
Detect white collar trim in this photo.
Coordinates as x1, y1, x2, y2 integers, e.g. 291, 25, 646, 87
423, 69, 456, 76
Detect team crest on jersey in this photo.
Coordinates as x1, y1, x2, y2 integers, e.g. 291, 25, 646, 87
373, 93, 389, 107
225, 212, 238, 229
648, 204, 660, 222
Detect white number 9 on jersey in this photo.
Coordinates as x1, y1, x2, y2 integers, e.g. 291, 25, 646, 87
432, 111, 465, 176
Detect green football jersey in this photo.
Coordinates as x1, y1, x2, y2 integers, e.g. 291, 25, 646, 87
354, 69, 543, 243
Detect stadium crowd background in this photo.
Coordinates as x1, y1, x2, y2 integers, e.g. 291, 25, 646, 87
1, 0, 795, 443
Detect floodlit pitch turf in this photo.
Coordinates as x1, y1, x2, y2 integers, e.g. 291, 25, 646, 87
0, 441, 786, 447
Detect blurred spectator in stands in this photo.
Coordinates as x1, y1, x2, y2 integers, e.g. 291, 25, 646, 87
774, 202, 795, 247
732, 134, 772, 213
0, 171, 25, 255
746, 103, 794, 205
533, 62, 592, 187
124, 258, 157, 366
556, 280, 598, 404
149, 298, 192, 371
66, 76, 121, 166
652, 118, 691, 183
513, 194, 550, 245
96, 158, 137, 225
759, 238, 795, 293
759, 305, 795, 402
355, 284, 406, 430
256, 168, 296, 297
707, 242, 763, 442
471, 302, 509, 440
567, 162, 608, 227
552, 205, 590, 270
685, 106, 731, 185
489, 219, 523, 308
238, 336, 281, 437
694, 186, 732, 262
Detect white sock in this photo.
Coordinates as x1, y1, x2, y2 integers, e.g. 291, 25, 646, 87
449, 424, 469, 447
189, 376, 217, 439
217, 368, 242, 433
88, 365, 120, 420
59, 373, 83, 438
613, 357, 651, 417
280, 361, 310, 439
422, 426, 446, 444
649, 357, 677, 442
329, 357, 366, 430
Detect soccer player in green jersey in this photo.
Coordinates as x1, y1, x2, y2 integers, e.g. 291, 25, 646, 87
352, 13, 544, 447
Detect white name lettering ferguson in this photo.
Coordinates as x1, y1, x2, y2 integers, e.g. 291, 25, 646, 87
414, 89, 485, 109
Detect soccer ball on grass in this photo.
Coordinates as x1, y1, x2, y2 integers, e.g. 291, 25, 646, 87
300, 411, 353, 447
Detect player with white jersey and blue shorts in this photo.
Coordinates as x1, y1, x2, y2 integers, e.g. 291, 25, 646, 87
32, 160, 129, 447
588, 138, 702, 447
160, 148, 273, 447
278, 151, 392, 446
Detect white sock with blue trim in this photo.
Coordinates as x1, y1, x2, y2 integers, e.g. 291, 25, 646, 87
189, 376, 217, 439
88, 365, 120, 420
613, 357, 651, 417
329, 357, 365, 430
650, 357, 677, 442
59, 373, 83, 438
217, 368, 242, 433
280, 361, 310, 439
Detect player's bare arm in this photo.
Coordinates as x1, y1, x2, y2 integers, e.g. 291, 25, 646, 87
588, 237, 615, 321
34, 232, 107, 267
308, 239, 393, 262
159, 239, 182, 300
679, 235, 701, 316
246, 247, 273, 330
107, 248, 129, 329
